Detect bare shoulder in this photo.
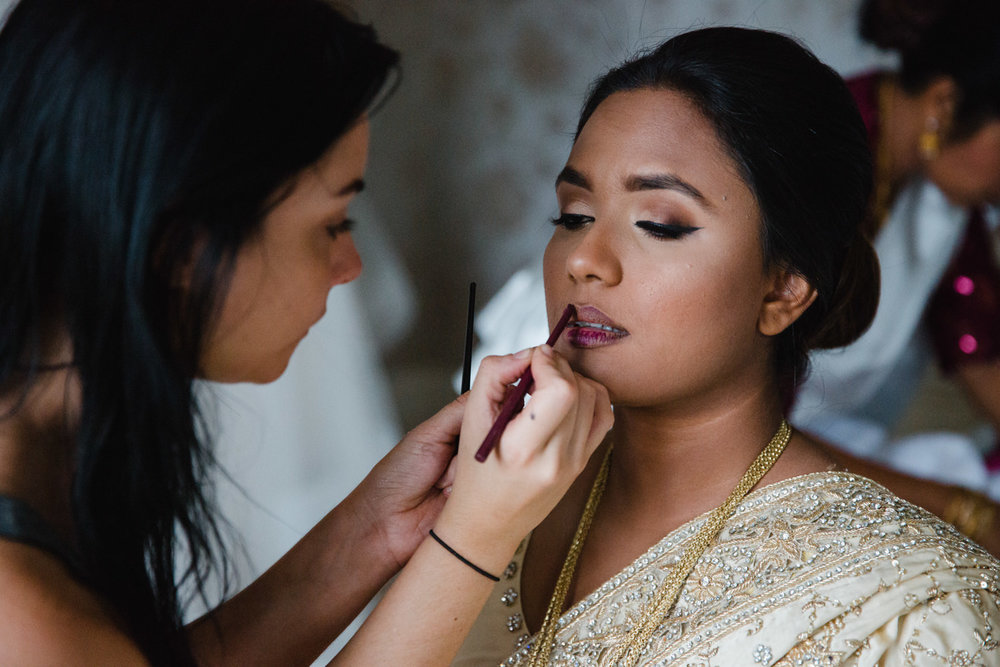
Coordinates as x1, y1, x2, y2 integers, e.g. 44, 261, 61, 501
0, 541, 149, 665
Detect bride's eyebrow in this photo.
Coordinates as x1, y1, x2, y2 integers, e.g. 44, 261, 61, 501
556, 166, 712, 210
625, 173, 711, 209
555, 165, 590, 190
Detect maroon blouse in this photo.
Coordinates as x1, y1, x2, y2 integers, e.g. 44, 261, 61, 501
847, 71, 1000, 373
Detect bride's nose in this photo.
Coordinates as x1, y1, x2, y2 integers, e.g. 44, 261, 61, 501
566, 222, 623, 286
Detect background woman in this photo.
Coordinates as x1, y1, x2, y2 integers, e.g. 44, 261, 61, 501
454, 27, 1000, 665
795, 0, 1000, 438
788, 0, 1000, 549
0, 0, 612, 664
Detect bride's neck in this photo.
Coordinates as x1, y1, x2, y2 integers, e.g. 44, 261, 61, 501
604, 396, 785, 520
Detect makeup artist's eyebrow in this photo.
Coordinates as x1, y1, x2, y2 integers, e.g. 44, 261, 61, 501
625, 173, 711, 208
335, 178, 365, 197
555, 166, 591, 190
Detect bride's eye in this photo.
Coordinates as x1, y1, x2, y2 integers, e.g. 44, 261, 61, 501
636, 220, 702, 240
551, 213, 595, 230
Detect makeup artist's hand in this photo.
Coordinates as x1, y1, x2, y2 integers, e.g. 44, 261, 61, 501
329, 347, 609, 667
434, 345, 613, 572
347, 395, 466, 571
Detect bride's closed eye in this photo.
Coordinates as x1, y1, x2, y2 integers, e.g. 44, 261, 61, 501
551, 213, 595, 230
635, 220, 702, 240
551, 213, 702, 240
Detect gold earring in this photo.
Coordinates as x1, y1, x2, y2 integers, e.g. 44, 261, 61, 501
920, 117, 940, 160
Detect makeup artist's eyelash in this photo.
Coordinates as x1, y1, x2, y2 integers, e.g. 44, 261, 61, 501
326, 218, 356, 239
635, 220, 702, 240
550, 213, 594, 230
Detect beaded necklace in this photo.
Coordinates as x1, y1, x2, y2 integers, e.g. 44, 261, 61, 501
527, 420, 792, 666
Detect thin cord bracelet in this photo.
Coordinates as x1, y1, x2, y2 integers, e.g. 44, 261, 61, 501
428, 529, 500, 582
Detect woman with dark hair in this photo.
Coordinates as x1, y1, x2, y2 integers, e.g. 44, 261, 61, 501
473, 0, 1000, 558
0, 0, 612, 664
789, 0, 1000, 553
453, 27, 1000, 666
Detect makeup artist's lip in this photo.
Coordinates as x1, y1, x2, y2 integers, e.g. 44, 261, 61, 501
566, 305, 629, 348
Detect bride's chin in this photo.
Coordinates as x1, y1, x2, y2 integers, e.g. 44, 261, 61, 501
583, 374, 629, 406
563, 358, 659, 407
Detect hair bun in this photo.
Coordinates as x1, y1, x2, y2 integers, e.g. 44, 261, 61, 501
858, 0, 951, 53
807, 232, 881, 350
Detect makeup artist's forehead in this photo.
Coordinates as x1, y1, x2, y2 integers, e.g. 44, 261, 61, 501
312, 118, 371, 193
563, 88, 750, 208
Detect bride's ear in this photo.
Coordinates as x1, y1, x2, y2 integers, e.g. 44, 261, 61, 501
758, 269, 817, 337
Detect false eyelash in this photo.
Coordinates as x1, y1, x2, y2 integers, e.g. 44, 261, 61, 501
551, 213, 595, 230
635, 220, 702, 240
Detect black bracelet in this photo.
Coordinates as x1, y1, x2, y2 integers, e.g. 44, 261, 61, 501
428, 529, 500, 582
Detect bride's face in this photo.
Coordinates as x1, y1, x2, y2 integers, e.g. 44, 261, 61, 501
544, 88, 778, 412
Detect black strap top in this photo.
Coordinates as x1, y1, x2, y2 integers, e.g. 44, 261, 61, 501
0, 494, 87, 579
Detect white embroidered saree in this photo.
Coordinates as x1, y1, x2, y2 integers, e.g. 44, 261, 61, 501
453, 473, 1000, 666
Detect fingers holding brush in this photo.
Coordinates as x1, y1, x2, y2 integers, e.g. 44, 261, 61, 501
498, 344, 611, 472
464, 348, 535, 421
435, 345, 612, 559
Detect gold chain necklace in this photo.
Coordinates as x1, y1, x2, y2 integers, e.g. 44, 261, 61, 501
527, 420, 792, 666
526, 445, 613, 667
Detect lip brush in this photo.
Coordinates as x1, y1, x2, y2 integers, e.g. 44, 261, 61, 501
460, 282, 476, 395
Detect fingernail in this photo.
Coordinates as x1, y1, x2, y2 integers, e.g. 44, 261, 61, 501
514, 347, 532, 359
539, 344, 553, 357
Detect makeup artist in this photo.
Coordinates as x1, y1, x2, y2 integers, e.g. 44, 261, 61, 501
0, 1, 612, 665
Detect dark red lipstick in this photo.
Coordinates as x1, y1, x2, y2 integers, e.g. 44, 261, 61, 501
567, 305, 629, 348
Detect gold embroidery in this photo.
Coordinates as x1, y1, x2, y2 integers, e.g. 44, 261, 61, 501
495, 473, 1000, 666
685, 559, 727, 604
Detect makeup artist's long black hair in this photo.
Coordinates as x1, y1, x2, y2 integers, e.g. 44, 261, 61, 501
575, 27, 878, 402
0, 0, 397, 662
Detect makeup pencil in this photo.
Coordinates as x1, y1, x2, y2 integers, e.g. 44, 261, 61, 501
474, 304, 576, 462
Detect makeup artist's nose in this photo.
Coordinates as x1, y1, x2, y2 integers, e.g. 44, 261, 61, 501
566, 224, 622, 286
329, 235, 363, 287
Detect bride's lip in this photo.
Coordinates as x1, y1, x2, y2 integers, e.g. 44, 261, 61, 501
571, 305, 628, 333
566, 305, 629, 347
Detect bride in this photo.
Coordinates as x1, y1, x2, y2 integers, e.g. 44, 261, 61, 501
454, 26, 1000, 666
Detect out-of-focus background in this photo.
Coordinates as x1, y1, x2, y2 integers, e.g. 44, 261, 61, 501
1, 0, 983, 661
344, 0, 976, 436
350, 0, 896, 428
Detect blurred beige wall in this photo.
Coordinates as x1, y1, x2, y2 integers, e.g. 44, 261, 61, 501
344, 0, 891, 426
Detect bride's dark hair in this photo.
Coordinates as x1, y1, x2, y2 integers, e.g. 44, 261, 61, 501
0, 0, 397, 662
575, 27, 878, 402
